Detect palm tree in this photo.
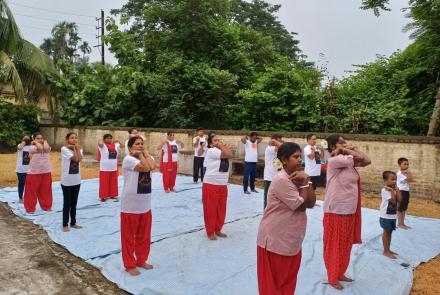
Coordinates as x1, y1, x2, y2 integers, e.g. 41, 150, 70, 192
0, 0, 58, 104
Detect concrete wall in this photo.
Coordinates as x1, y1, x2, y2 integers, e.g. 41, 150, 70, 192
39, 124, 440, 200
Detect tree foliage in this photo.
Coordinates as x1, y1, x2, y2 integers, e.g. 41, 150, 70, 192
0, 0, 58, 103
40, 22, 91, 65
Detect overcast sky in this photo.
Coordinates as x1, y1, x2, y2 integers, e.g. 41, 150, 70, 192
9, 0, 411, 79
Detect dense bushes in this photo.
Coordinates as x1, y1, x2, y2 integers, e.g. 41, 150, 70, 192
0, 101, 39, 150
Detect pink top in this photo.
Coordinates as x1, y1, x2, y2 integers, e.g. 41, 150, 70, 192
324, 155, 360, 214
257, 169, 306, 256
27, 145, 51, 174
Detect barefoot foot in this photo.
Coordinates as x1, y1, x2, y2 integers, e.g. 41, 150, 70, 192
383, 251, 397, 259
208, 234, 217, 240
63, 226, 70, 232
215, 231, 227, 238
138, 263, 153, 270
127, 268, 141, 276
339, 275, 353, 282
71, 224, 83, 229
330, 283, 344, 290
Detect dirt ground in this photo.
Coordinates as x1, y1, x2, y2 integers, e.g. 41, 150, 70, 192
0, 152, 439, 295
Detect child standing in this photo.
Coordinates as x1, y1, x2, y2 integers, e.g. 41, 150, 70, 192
121, 136, 156, 276
380, 171, 402, 259
241, 132, 262, 195
202, 134, 233, 240
263, 134, 283, 208
98, 134, 123, 201
61, 132, 83, 232
158, 132, 184, 193
193, 127, 207, 184
16, 135, 32, 203
24, 133, 53, 214
396, 157, 413, 229
303, 134, 324, 190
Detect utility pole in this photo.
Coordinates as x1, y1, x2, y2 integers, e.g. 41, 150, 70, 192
94, 9, 105, 65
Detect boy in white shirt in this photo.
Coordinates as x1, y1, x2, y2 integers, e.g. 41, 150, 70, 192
380, 171, 402, 259
303, 134, 324, 190
396, 157, 414, 229
241, 132, 262, 195
263, 134, 283, 208
193, 127, 207, 184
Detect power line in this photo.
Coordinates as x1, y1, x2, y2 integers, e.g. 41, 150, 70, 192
9, 2, 96, 19
14, 13, 96, 27
20, 25, 96, 36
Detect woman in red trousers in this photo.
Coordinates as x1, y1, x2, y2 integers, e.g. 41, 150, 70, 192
256, 142, 316, 295
24, 133, 53, 213
202, 134, 233, 240
121, 136, 156, 276
323, 135, 371, 290
98, 134, 124, 201
157, 132, 184, 193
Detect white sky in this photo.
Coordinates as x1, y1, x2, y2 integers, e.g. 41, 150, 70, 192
9, 0, 411, 79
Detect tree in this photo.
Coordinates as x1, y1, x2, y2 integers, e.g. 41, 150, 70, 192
359, 0, 440, 135
0, 0, 57, 103
230, 0, 301, 59
40, 22, 91, 65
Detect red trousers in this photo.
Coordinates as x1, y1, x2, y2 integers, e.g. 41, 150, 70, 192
162, 161, 177, 191
99, 170, 119, 199
257, 246, 302, 295
202, 183, 227, 237
121, 211, 152, 271
24, 173, 53, 213
323, 213, 356, 285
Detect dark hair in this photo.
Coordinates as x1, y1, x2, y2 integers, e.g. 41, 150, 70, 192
196, 127, 204, 132
22, 136, 31, 145
306, 134, 316, 141
167, 132, 174, 136
103, 133, 113, 140
326, 134, 342, 153
271, 134, 282, 140
65, 132, 77, 139
383, 170, 396, 180
207, 134, 216, 148
32, 132, 43, 140
128, 128, 138, 135
250, 131, 258, 137
398, 157, 408, 165
127, 136, 143, 149
208, 131, 216, 137
277, 142, 301, 162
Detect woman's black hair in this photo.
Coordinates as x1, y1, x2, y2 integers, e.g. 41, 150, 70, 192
103, 133, 113, 140
65, 132, 77, 140
326, 134, 342, 153
22, 136, 31, 145
32, 132, 43, 140
306, 133, 316, 141
127, 136, 143, 149
207, 134, 217, 148
167, 132, 174, 136
128, 128, 138, 135
277, 142, 301, 162
196, 127, 204, 132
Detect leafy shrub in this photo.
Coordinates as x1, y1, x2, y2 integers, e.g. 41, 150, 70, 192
0, 101, 39, 149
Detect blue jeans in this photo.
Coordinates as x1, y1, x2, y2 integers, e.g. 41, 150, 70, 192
243, 161, 257, 192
